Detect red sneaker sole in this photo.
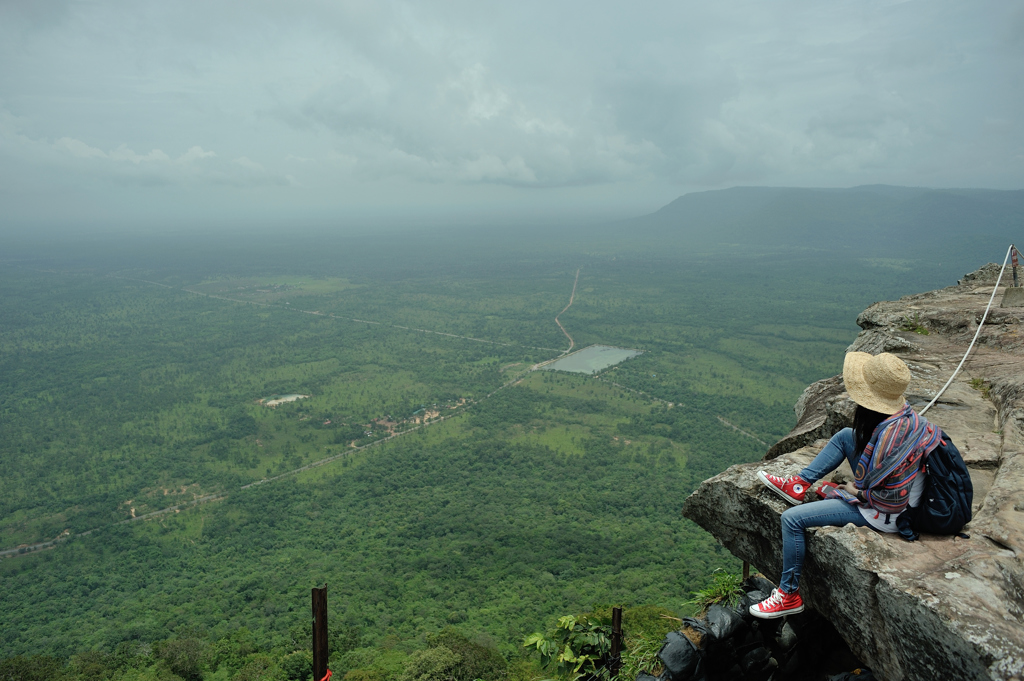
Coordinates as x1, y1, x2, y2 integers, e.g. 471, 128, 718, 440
749, 603, 804, 619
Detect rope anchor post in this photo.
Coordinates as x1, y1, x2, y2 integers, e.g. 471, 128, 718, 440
312, 585, 329, 681
609, 606, 623, 678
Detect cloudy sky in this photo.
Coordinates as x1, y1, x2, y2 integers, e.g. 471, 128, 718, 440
1, 0, 1022, 230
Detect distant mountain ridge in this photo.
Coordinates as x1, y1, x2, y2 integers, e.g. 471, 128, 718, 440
624, 185, 1024, 258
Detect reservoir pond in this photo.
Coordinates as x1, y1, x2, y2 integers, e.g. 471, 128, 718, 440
542, 345, 641, 374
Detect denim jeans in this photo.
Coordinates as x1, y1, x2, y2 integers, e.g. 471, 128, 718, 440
779, 427, 869, 593
799, 426, 858, 482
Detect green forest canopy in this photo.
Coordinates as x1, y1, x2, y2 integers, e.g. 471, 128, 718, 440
0, 205, 994, 677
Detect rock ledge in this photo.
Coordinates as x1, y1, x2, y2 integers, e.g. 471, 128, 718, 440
683, 266, 1024, 681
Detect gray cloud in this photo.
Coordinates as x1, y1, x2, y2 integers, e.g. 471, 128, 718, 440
1, 0, 1021, 228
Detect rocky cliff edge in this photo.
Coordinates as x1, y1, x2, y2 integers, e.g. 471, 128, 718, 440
682, 265, 1024, 681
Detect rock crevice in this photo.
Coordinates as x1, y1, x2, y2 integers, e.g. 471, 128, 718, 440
683, 265, 1024, 681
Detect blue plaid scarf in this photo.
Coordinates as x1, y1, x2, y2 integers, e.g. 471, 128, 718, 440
854, 404, 942, 515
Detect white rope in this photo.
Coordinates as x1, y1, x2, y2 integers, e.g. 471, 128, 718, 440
919, 244, 1016, 416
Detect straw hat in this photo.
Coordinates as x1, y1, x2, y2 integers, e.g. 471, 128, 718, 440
843, 352, 911, 415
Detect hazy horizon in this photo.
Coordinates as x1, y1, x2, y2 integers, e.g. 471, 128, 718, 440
2, 1, 1023, 232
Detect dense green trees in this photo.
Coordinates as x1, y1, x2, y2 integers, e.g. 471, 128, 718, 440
0, 384, 749, 659
0, 229, 951, 674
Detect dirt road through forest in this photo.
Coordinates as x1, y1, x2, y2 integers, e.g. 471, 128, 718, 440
554, 268, 580, 354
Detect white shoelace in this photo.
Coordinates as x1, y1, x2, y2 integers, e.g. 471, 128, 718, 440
759, 589, 784, 609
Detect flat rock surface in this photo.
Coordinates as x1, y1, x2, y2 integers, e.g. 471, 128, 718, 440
683, 267, 1024, 681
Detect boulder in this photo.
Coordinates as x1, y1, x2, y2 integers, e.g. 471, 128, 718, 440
683, 265, 1024, 681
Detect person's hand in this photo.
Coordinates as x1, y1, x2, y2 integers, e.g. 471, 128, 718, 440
839, 483, 862, 501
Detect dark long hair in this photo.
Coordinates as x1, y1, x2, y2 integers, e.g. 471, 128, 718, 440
853, 404, 889, 455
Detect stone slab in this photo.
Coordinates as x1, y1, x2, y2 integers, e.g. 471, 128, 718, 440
1000, 287, 1024, 308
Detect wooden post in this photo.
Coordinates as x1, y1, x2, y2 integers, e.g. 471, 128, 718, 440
743, 561, 750, 580
312, 585, 328, 681
609, 606, 622, 678
1012, 247, 1019, 288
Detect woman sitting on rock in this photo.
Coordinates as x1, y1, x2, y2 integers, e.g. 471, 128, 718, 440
749, 351, 942, 619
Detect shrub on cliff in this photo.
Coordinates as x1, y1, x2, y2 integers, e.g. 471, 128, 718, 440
523, 615, 614, 681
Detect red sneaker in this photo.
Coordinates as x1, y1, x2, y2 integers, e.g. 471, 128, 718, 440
749, 588, 804, 619
757, 471, 810, 505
